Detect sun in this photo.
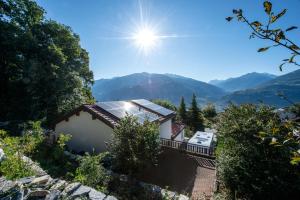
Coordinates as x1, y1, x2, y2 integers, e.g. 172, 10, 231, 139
133, 27, 158, 53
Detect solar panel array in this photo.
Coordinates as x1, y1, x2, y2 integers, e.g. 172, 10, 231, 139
96, 101, 159, 124
131, 99, 175, 116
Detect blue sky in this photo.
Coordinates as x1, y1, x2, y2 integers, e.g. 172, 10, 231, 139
36, 0, 300, 82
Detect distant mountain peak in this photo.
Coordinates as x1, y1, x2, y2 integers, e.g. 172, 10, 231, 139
209, 72, 277, 92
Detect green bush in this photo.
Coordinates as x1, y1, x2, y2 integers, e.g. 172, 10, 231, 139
75, 153, 109, 192
216, 104, 300, 199
0, 130, 34, 180
109, 115, 160, 176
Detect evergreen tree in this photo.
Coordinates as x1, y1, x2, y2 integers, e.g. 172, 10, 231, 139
177, 97, 187, 123
188, 94, 204, 131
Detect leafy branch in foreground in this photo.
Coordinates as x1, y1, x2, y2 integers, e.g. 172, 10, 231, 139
226, 1, 300, 71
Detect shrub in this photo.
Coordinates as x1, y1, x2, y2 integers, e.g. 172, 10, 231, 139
216, 104, 300, 199
109, 115, 160, 176
75, 153, 109, 191
0, 130, 34, 180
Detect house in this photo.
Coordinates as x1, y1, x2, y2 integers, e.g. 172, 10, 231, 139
54, 99, 185, 153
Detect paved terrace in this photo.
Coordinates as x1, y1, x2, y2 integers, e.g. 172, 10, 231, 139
137, 147, 216, 199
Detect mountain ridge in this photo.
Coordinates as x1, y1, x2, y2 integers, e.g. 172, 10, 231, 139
92, 72, 226, 105
209, 72, 277, 92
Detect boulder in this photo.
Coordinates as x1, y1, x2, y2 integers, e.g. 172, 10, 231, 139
50, 179, 67, 191
26, 189, 50, 198
70, 185, 91, 198
61, 182, 81, 196
89, 189, 106, 200
0, 148, 5, 162
105, 195, 118, 200
17, 176, 35, 185
46, 190, 61, 200
31, 175, 51, 185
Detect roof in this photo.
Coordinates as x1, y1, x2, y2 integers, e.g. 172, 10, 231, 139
171, 123, 185, 139
188, 131, 214, 148
53, 99, 175, 128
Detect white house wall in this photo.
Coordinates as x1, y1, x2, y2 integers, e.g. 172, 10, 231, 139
159, 119, 172, 139
55, 111, 114, 153
174, 129, 184, 142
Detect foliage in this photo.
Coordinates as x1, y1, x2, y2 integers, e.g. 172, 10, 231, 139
152, 99, 177, 111
227, 0, 300, 165
202, 103, 217, 119
75, 153, 109, 192
177, 97, 187, 123
0, 0, 94, 125
216, 104, 300, 199
109, 115, 160, 176
0, 130, 35, 180
187, 94, 204, 132
226, 1, 299, 71
288, 103, 300, 117
1, 121, 76, 179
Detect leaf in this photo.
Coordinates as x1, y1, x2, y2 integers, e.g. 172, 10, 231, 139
275, 31, 285, 42
258, 47, 270, 52
251, 21, 262, 27
290, 45, 300, 50
289, 54, 297, 63
291, 156, 300, 165
226, 17, 233, 22
279, 63, 285, 71
263, 1, 272, 15
286, 26, 298, 32
271, 9, 287, 23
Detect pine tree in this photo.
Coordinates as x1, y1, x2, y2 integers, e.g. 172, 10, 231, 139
178, 97, 187, 123
188, 94, 204, 131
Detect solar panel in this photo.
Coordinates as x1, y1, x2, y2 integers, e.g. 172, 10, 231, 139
96, 101, 160, 123
131, 99, 175, 116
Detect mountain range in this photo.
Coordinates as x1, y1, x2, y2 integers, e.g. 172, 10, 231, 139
209, 72, 277, 92
92, 70, 300, 109
92, 72, 226, 105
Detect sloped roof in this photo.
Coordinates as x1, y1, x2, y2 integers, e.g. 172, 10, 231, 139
171, 122, 185, 139
53, 99, 175, 128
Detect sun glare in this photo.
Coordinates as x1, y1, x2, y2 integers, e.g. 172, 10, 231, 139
133, 27, 158, 53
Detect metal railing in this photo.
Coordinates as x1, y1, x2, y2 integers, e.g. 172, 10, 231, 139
160, 138, 214, 157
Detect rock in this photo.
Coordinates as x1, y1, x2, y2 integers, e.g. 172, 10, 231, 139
105, 195, 118, 200
61, 182, 81, 196
0, 180, 17, 194
0, 187, 24, 200
17, 176, 35, 185
178, 194, 189, 200
31, 175, 51, 185
0, 148, 5, 162
161, 189, 176, 200
22, 155, 47, 176
88, 189, 106, 200
70, 185, 91, 198
46, 190, 61, 200
50, 179, 67, 191
26, 189, 50, 198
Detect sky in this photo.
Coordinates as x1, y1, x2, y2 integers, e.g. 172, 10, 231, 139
36, 0, 300, 82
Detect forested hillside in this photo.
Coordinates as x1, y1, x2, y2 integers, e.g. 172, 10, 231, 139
220, 69, 300, 107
